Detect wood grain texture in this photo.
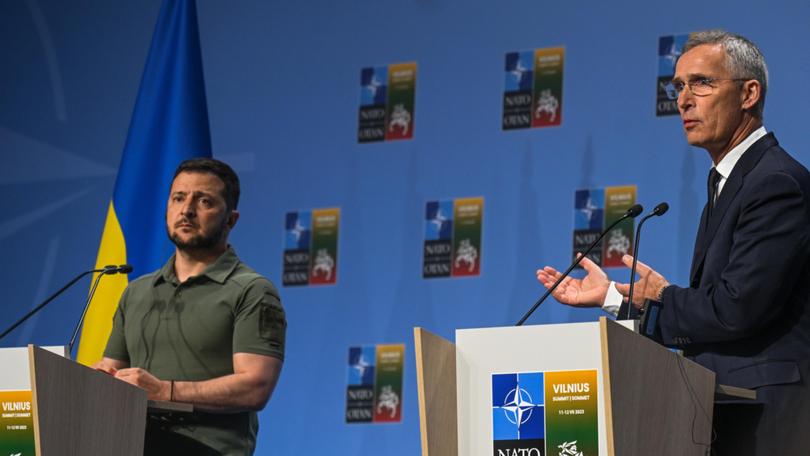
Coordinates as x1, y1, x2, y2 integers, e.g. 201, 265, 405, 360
599, 318, 617, 456
601, 318, 715, 456
714, 383, 756, 401
28, 345, 147, 456
413, 327, 458, 456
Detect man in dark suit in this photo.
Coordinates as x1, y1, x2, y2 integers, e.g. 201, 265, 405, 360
537, 30, 810, 455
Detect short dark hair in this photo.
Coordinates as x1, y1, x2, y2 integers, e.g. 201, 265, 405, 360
173, 158, 240, 210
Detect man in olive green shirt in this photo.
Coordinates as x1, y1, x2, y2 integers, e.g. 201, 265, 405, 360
94, 158, 286, 455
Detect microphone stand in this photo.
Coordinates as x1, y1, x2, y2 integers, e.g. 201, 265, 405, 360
624, 218, 651, 320
0, 268, 107, 342
516, 205, 643, 326
624, 203, 669, 320
67, 269, 114, 356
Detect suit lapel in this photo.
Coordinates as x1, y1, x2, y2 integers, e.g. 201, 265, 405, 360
690, 203, 710, 283
701, 171, 744, 249
689, 133, 777, 285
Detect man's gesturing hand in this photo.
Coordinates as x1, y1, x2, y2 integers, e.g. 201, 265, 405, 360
536, 256, 610, 307
614, 254, 669, 309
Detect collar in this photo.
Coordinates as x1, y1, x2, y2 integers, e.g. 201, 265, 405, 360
714, 126, 767, 180
153, 246, 240, 286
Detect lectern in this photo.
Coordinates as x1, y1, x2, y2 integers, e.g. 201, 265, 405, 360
0, 345, 146, 456
414, 317, 718, 456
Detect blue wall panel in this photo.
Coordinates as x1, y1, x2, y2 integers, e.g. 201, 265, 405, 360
2, 1, 809, 454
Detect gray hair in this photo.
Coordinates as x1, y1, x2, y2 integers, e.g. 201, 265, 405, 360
682, 30, 768, 118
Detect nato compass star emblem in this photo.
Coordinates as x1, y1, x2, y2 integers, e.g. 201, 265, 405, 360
574, 190, 605, 231
492, 372, 544, 442
290, 218, 307, 242
353, 353, 371, 378
365, 74, 383, 98
662, 40, 682, 68
429, 208, 448, 232
497, 386, 536, 427
579, 197, 600, 225
510, 58, 529, 86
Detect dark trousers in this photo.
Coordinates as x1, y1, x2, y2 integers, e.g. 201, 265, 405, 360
712, 377, 810, 456
144, 415, 221, 456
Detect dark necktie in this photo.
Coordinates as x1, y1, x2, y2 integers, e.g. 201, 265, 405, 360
707, 167, 721, 219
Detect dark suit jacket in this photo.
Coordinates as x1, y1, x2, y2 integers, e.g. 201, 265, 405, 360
658, 133, 810, 453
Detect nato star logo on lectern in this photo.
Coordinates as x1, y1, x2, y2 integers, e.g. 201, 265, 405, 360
491, 372, 544, 442
499, 386, 536, 426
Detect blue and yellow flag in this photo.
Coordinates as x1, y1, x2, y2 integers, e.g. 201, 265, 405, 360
77, 0, 211, 365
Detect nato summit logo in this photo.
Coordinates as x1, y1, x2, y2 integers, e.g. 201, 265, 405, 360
494, 370, 599, 456
573, 186, 636, 268
282, 208, 340, 286
358, 62, 417, 142
492, 372, 545, 455
346, 344, 404, 424
503, 47, 565, 130
423, 197, 483, 278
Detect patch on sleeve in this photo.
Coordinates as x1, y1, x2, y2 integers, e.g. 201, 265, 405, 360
259, 302, 287, 344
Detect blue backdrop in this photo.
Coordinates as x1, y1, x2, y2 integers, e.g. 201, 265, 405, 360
2, 1, 809, 454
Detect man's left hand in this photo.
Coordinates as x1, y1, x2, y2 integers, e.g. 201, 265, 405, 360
115, 368, 170, 401
614, 254, 669, 309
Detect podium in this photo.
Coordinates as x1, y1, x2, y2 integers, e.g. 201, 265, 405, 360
414, 317, 718, 456
0, 345, 151, 455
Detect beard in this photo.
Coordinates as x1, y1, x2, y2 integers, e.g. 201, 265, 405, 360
167, 218, 227, 252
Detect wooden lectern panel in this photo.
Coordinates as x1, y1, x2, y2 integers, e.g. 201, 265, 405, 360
413, 327, 458, 456
28, 345, 147, 456
600, 318, 715, 456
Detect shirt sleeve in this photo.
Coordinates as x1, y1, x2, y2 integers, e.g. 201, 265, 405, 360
103, 288, 131, 363
602, 281, 621, 317
233, 278, 286, 361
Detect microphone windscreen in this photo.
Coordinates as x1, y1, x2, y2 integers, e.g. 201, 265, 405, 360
117, 264, 134, 274
654, 202, 669, 216
625, 204, 644, 218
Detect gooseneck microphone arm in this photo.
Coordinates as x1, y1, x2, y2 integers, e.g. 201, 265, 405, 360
624, 202, 669, 320
0, 268, 104, 342
0, 265, 132, 344
67, 264, 132, 357
516, 204, 644, 326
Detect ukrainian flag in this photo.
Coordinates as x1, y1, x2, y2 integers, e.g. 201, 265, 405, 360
76, 0, 212, 365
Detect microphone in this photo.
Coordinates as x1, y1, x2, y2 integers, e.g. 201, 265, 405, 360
0, 265, 131, 344
622, 203, 669, 320
100, 264, 132, 275
516, 204, 643, 326
67, 264, 132, 356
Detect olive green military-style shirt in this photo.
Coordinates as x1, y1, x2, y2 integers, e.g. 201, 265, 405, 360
104, 246, 286, 455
